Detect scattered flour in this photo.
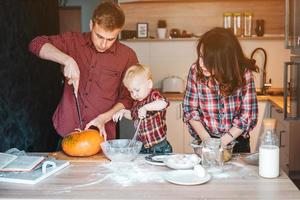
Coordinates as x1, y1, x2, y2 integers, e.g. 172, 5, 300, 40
48, 154, 259, 195
100, 156, 165, 186
211, 158, 259, 179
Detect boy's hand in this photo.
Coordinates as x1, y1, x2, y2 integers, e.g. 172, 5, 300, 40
112, 109, 126, 122
138, 106, 147, 119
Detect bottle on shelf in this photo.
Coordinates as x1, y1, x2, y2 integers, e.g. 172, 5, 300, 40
223, 12, 233, 31
243, 12, 252, 37
233, 12, 242, 36
255, 19, 265, 37
259, 118, 280, 178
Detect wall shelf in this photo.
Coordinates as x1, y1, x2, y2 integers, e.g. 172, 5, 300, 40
121, 35, 284, 42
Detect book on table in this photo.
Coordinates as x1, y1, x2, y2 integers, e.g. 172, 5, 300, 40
0, 152, 45, 172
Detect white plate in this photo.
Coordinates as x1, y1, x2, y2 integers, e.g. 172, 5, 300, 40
145, 155, 170, 166
164, 154, 201, 170
164, 170, 211, 186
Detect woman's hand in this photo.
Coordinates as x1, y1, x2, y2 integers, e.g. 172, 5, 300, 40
63, 57, 80, 97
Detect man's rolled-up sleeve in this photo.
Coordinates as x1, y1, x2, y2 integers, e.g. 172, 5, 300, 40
28, 32, 72, 57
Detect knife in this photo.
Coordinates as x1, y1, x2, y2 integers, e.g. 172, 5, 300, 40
73, 89, 83, 130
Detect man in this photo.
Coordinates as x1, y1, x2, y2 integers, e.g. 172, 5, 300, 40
29, 1, 138, 140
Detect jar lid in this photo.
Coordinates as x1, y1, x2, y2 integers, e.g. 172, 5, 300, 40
244, 12, 252, 16
233, 12, 242, 16
223, 12, 232, 16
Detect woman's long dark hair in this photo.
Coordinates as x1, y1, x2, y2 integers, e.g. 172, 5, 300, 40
196, 27, 258, 96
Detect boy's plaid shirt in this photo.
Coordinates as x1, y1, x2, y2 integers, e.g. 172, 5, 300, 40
131, 89, 169, 148
183, 64, 258, 140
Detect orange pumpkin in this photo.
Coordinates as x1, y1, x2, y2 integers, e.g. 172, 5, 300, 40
61, 129, 104, 157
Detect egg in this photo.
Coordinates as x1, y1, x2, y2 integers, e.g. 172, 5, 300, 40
189, 154, 200, 163
194, 164, 206, 178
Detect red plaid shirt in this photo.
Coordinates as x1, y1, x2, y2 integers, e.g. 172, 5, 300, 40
131, 89, 169, 148
183, 64, 258, 140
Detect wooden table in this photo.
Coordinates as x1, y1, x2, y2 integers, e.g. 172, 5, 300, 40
0, 154, 299, 200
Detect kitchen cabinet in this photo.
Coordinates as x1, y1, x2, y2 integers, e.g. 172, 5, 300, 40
270, 103, 300, 175
166, 101, 193, 153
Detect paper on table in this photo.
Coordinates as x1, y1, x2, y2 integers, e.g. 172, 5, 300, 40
0, 159, 70, 184
0, 154, 45, 172
0, 153, 17, 169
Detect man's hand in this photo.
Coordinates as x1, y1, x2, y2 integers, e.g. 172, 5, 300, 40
85, 114, 108, 141
138, 106, 147, 119
63, 57, 80, 97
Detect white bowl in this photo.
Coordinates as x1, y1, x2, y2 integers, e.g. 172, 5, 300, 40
101, 139, 142, 162
163, 154, 201, 170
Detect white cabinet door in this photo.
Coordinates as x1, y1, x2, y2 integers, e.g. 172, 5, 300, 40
166, 101, 184, 153
249, 101, 271, 153
166, 101, 195, 153
271, 105, 290, 174
183, 124, 194, 153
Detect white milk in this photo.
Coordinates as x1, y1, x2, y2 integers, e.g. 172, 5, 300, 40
259, 145, 280, 178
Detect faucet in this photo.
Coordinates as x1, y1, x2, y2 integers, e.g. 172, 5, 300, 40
250, 47, 271, 95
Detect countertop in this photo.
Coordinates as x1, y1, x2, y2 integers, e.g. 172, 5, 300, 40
0, 154, 299, 200
162, 93, 284, 110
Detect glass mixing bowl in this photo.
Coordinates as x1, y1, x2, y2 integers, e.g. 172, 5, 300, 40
101, 139, 143, 162
191, 139, 235, 162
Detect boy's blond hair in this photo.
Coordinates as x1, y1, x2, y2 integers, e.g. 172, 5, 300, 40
123, 64, 152, 88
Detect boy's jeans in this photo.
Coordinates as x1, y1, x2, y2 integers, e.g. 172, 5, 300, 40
140, 139, 173, 154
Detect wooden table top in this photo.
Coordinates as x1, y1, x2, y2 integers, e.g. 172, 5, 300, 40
0, 154, 299, 200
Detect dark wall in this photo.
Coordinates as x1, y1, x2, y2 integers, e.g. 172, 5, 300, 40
0, 0, 63, 152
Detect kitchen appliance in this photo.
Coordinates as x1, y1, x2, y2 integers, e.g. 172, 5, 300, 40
283, 0, 300, 120
162, 76, 185, 93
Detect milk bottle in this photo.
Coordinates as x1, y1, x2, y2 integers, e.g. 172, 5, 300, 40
259, 119, 280, 178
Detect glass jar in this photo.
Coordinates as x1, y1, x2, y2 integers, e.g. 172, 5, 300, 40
243, 12, 252, 37
259, 118, 280, 178
233, 12, 242, 36
223, 12, 233, 31
201, 138, 224, 169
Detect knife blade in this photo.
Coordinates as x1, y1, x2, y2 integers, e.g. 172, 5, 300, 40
73, 91, 83, 130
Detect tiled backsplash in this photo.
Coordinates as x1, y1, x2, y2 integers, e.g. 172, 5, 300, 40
122, 38, 290, 90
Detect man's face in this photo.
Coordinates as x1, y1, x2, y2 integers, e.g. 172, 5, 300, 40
127, 75, 152, 101
89, 20, 121, 52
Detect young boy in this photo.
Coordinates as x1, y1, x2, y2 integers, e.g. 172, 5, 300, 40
113, 64, 172, 154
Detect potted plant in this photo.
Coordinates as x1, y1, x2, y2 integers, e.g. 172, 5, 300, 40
157, 20, 167, 39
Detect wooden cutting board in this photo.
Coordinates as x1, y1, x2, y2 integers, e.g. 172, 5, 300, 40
48, 151, 109, 163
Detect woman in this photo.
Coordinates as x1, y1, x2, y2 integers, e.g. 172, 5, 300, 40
183, 27, 258, 153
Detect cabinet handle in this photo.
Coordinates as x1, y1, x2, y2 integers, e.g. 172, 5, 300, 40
179, 103, 182, 119
279, 130, 286, 148
176, 103, 183, 119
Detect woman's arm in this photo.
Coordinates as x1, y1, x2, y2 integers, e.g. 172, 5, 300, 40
189, 119, 211, 141
225, 70, 258, 145
183, 65, 209, 140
